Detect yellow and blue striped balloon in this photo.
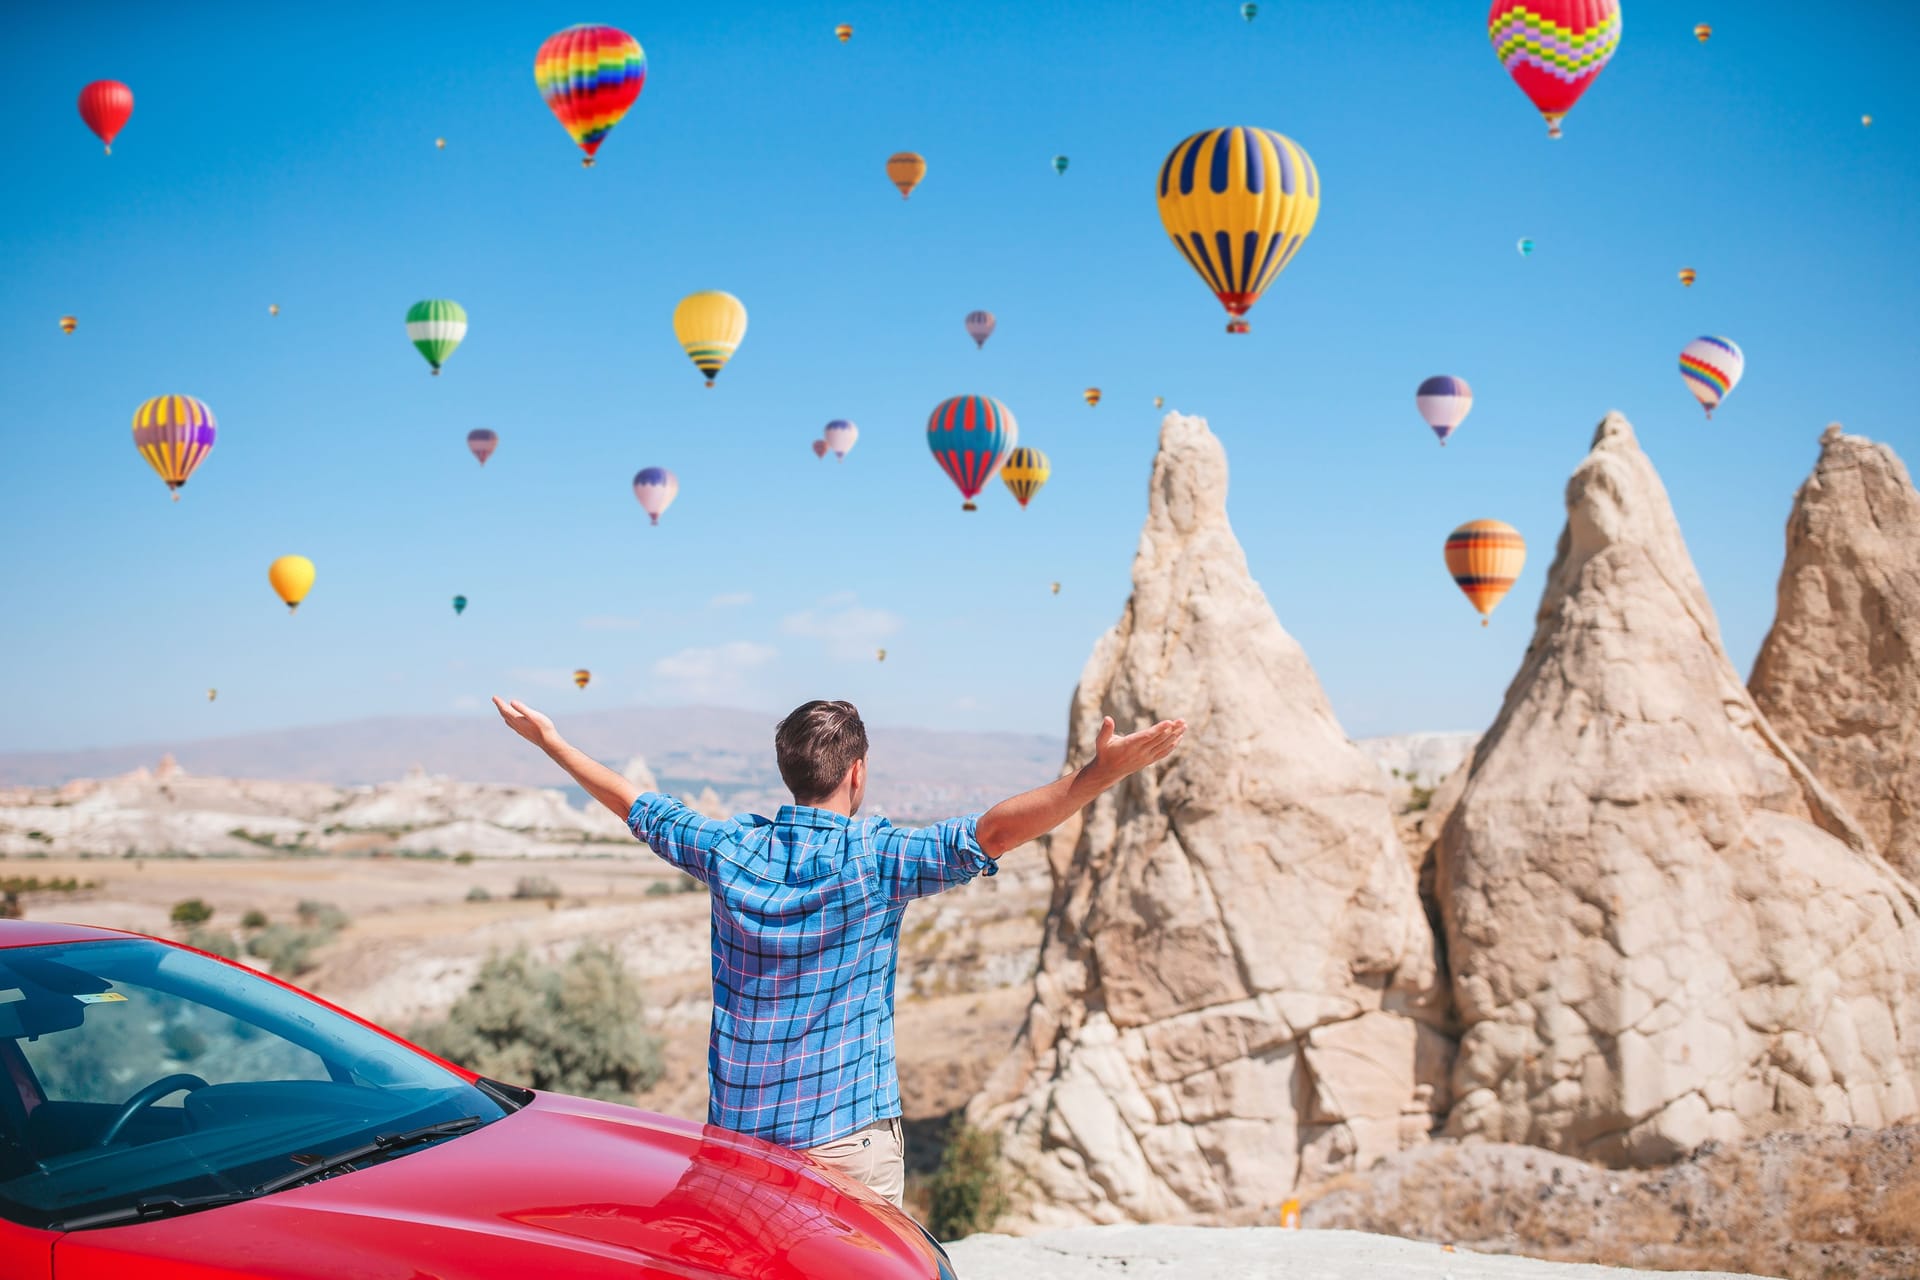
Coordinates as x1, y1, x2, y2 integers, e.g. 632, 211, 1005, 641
1157, 127, 1320, 334
674, 291, 748, 386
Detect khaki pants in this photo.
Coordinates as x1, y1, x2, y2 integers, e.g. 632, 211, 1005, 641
804, 1116, 905, 1207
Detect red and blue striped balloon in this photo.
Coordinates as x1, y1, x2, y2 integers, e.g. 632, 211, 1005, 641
926, 395, 1018, 511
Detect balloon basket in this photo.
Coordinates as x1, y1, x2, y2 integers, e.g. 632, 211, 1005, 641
582, 157, 595, 168
104, 145, 112, 156
1226, 319, 1250, 335
962, 501, 977, 512
432, 368, 440, 376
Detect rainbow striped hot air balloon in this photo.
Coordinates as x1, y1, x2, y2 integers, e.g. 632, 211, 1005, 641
1001, 447, 1050, 508
823, 420, 859, 461
927, 395, 1018, 511
1084, 388, 1102, 407
1445, 520, 1527, 625
1416, 376, 1474, 446
1678, 267, 1697, 288
674, 291, 747, 386
965, 310, 996, 349
535, 25, 646, 167
132, 395, 217, 500
60, 315, 76, 334
1679, 336, 1744, 418
407, 300, 466, 375
1488, 0, 1622, 139
1157, 127, 1320, 334
633, 467, 678, 525
574, 669, 591, 689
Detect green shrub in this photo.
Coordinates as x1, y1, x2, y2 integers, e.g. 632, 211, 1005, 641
240, 909, 269, 930
926, 1121, 1012, 1242
454, 851, 475, 865
466, 886, 492, 903
1406, 784, 1435, 813
512, 876, 561, 901
645, 880, 674, 897
409, 945, 663, 1102
169, 898, 214, 928
246, 924, 320, 976
296, 900, 350, 933
185, 927, 238, 959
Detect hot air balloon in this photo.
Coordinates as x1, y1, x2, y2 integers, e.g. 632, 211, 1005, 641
269, 556, 315, 614
435, 137, 446, 149
1241, 2, 1258, 20
1678, 267, 1696, 287
269, 304, 280, 316
1517, 237, 1536, 257
1488, 0, 1622, 139
1001, 447, 1050, 508
1084, 388, 1101, 407
1415, 376, 1473, 446
887, 152, 927, 199
1863, 115, 1873, 128
811, 439, 828, 459
467, 428, 498, 466
132, 396, 217, 500
824, 420, 859, 461
1052, 155, 1069, 176
1446, 521, 1526, 625
875, 649, 886, 663
534, 25, 646, 167
1157, 127, 1320, 334
453, 595, 468, 616
407, 300, 466, 375
1679, 336, 1744, 418
927, 395, 1018, 512
835, 24, 853, 42
674, 291, 747, 386
59, 316, 76, 334
574, 669, 591, 689
633, 467, 679, 525
1051, 582, 1061, 595
965, 310, 996, 349
207, 689, 217, 703
1154, 396, 1165, 409
78, 80, 133, 154
1694, 22, 1711, 41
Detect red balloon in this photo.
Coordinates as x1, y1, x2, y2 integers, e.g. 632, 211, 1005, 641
78, 80, 135, 154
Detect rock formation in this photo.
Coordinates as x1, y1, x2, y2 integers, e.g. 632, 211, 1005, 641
1751, 424, 1920, 882
1436, 412, 1920, 1166
969, 413, 1449, 1227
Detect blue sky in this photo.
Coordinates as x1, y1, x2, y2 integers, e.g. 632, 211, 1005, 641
3, 0, 1916, 754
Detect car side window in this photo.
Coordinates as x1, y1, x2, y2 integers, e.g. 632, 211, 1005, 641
18, 981, 329, 1104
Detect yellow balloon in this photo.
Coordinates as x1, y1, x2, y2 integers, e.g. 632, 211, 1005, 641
1083, 387, 1101, 407
573, 669, 591, 689
673, 291, 748, 387
886, 152, 927, 200
1157, 127, 1320, 334
59, 315, 77, 334
268, 555, 315, 613
1001, 447, 1050, 508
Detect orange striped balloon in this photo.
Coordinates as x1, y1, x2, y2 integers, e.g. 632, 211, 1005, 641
1445, 520, 1527, 625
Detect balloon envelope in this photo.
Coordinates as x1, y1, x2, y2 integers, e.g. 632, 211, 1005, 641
1083, 388, 1101, 407
1694, 23, 1711, 41
1052, 155, 1069, 175
1157, 127, 1320, 334
811, 439, 828, 459
1679, 336, 1744, 418
1488, 0, 1621, 138
926, 395, 1018, 511
269, 556, 315, 613
78, 80, 133, 152
1002, 447, 1050, 508
1416, 375, 1473, 445
467, 429, 498, 465
674, 291, 747, 386
835, 24, 852, 42
1445, 521, 1526, 623
1678, 268, 1696, 287
1517, 238, 1535, 256
60, 316, 76, 334
574, 669, 591, 689
633, 467, 679, 525
452, 595, 467, 616
965, 310, 996, 348
887, 152, 927, 199
407, 300, 467, 374
1242, 2, 1258, 19
534, 25, 646, 166
823, 420, 859, 460
132, 396, 217, 499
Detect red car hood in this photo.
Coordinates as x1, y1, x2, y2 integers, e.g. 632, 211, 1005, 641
52, 1094, 940, 1280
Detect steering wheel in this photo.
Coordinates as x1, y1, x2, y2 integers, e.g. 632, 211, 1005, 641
95, 1073, 210, 1148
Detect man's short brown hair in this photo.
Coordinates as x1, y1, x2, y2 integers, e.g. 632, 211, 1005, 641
775, 700, 868, 803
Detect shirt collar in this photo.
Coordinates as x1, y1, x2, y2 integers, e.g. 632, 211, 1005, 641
775, 804, 853, 831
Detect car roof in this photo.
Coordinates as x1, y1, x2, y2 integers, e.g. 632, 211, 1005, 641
0, 919, 140, 949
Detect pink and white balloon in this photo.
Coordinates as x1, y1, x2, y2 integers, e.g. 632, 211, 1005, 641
632, 467, 679, 526
1415, 375, 1473, 446
823, 419, 859, 461
964, 310, 996, 349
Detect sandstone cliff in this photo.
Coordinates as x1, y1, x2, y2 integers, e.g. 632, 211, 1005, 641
1751, 424, 1920, 882
970, 413, 1449, 1227
1436, 412, 1920, 1166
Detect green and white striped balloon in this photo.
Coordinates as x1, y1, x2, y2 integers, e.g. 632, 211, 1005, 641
406, 299, 467, 375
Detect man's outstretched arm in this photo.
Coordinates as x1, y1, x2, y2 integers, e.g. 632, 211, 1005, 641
492, 697, 639, 822
974, 715, 1187, 858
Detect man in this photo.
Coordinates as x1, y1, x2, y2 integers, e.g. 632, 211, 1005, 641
492, 695, 1185, 1207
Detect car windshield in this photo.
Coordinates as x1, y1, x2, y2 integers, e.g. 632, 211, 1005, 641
0, 937, 508, 1230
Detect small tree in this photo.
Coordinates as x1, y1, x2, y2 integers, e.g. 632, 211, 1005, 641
240, 909, 269, 930
169, 898, 214, 928
410, 945, 663, 1102
926, 1121, 1012, 1242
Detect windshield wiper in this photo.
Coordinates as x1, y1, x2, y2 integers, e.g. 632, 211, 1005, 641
48, 1116, 482, 1232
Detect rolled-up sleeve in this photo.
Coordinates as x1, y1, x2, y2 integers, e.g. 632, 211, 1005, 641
627, 792, 728, 885
868, 813, 996, 904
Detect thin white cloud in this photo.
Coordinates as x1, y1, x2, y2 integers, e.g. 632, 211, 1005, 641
708, 592, 754, 609
582, 615, 648, 632
505, 667, 579, 692
780, 595, 903, 660
651, 642, 778, 701
451, 694, 484, 711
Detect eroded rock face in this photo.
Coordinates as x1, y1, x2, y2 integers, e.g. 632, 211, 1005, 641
969, 413, 1448, 1227
1751, 424, 1920, 881
1436, 412, 1920, 1166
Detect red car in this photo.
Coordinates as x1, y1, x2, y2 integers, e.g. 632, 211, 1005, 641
0, 920, 957, 1279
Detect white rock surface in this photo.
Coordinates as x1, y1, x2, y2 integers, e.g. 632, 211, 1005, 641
1436, 412, 1920, 1165
944, 1226, 1777, 1279
970, 414, 1448, 1228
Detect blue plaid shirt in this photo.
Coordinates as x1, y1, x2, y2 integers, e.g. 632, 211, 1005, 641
627, 793, 997, 1150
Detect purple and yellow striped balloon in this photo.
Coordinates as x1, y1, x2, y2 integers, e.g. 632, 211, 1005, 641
132, 395, 217, 500
927, 394, 1018, 511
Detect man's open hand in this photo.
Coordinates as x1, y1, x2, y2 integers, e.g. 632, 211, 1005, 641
1092, 715, 1187, 781
493, 697, 560, 751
